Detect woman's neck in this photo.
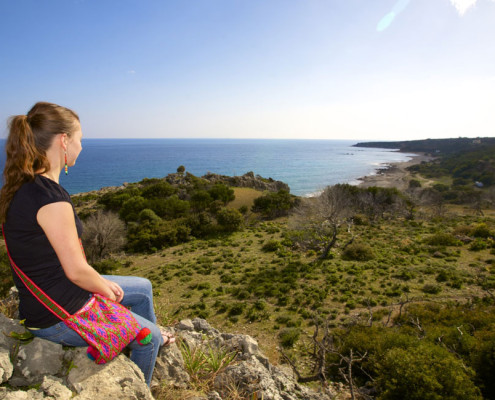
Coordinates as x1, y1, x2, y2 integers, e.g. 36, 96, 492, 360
40, 170, 60, 184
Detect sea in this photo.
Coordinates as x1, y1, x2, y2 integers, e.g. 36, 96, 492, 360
0, 139, 415, 197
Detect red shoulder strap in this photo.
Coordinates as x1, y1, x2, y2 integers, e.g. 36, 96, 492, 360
2, 224, 69, 320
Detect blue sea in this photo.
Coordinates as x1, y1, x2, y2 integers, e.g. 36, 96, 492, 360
0, 139, 415, 196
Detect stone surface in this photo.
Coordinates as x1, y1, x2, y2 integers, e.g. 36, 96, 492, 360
0, 388, 44, 399
0, 350, 13, 383
152, 340, 190, 388
39, 376, 73, 400
67, 349, 153, 400
176, 319, 194, 331
0, 309, 345, 400
10, 338, 64, 387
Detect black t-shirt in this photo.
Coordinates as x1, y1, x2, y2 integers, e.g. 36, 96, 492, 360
3, 175, 91, 328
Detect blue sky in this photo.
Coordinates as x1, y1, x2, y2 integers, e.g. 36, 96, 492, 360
1, 0, 494, 140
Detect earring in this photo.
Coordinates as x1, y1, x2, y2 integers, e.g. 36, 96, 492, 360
65, 152, 68, 175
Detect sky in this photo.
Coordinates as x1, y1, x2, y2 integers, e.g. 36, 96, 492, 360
0, 0, 494, 140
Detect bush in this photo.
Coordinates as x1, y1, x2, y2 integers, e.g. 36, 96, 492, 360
0, 249, 13, 297
409, 179, 422, 188
470, 223, 493, 239
190, 190, 213, 211
278, 327, 301, 348
262, 240, 281, 252
252, 190, 299, 219
422, 284, 442, 294
216, 208, 243, 232
469, 239, 488, 251
376, 343, 481, 400
208, 183, 235, 204
92, 258, 124, 274
228, 302, 246, 316
82, 210, 126, 263
424, 233, 461, 247
119, 196, 147, 222
138, 208, 161, 223
141, 181, 176, 199
342, 243, 375, 261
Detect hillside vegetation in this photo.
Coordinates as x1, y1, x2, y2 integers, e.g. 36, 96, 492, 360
1, 158, 495, 399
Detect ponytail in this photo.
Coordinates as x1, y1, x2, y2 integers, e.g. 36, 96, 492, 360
0, 102, 79, 223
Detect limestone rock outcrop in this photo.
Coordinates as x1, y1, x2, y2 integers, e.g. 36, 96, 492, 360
0, 313, 341, 399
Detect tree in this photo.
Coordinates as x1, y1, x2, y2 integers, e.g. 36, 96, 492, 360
289, 184, 354, 259
177, 165, 186, 174
141, 181, 176, 199
208, 183, 235, 204
216, 207, 243, 232
190, 190, 213, 212
119, 196, 147, 221
82, 210, 126, 263
356, 186, 402, 221
419, 188, 446, 217
252, 189, 298, 219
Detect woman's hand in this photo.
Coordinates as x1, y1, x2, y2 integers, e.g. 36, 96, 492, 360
105, 279, 124, 303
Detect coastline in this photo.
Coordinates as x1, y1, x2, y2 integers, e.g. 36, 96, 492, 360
357, 152, 434, 191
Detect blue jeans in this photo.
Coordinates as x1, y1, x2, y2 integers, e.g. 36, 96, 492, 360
28, 276, 164, 386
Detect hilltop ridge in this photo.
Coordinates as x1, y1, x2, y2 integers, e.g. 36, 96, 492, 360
354, 136, 495, 154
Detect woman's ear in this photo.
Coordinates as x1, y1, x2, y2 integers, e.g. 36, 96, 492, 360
60, 133, 68, 151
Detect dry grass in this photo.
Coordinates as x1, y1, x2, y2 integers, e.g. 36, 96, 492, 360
228, 188, 263, 210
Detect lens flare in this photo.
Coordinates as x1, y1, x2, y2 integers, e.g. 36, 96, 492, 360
376, 0, 411, 32
377, 12, 396, 32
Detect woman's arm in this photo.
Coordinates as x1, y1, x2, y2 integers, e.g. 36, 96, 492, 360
37, 201, 117, 301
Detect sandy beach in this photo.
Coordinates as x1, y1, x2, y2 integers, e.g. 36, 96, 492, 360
357, 153, 434, 191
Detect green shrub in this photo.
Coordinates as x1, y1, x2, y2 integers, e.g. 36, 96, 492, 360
92, 258, 124, 274
119, 196, 147, 221
208, 183, 235, 204
138, 208, 161, 223
409, 179, 422, 188
424, 233, 461, 246
262, 240, 281, 252
0, 249, 14, 297
141, 181, 176, 199
422, 284, 442, 294
228, 302, 246, 316
469, 239, 488, 251
376, 343, 481, 400
342, 243, 375, 261
190, 190, 213, 211
353, 214, 369, 226
216, 208, 243, 232
470, 223, 493, 239
278, 327, 301, 348
252, 190, 299, 219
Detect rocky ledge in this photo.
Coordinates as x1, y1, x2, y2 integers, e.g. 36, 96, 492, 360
0, 313, 343, 399
201, 171, 290, 193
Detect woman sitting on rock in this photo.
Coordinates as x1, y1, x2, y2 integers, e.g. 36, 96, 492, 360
0, 102, 174, 386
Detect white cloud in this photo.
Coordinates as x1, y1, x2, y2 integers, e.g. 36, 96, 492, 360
127, 70, 136, 74
450, 0, 477, 15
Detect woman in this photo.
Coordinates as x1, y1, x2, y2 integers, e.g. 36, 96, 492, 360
0, 102, 174, 386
